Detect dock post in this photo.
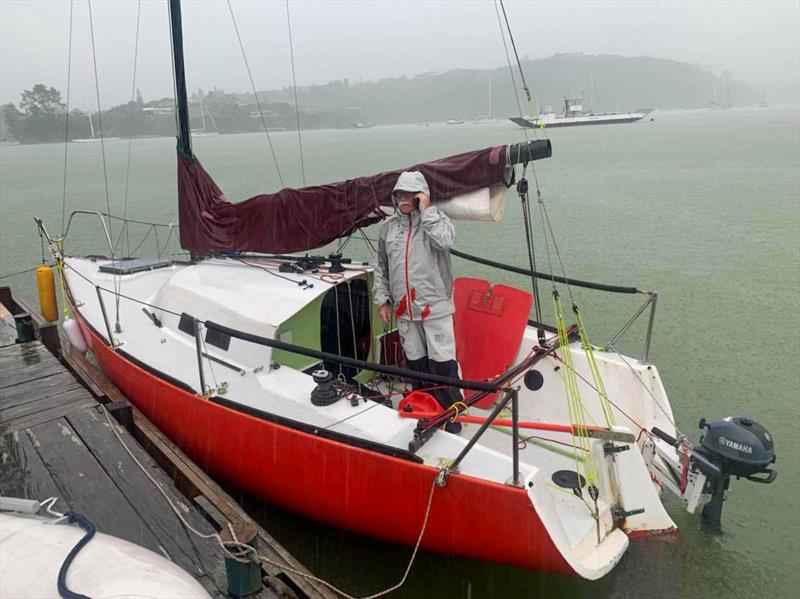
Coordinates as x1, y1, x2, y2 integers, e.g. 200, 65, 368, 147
222, 522, 262, 597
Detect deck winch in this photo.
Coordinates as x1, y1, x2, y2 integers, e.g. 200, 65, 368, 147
650, 415, 776, 531
310, 370, 339, 406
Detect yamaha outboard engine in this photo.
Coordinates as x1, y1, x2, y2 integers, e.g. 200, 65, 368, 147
652, 415, 776, 532
694, 416, 777, 530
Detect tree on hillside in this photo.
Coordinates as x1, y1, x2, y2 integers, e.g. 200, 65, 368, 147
1, 103, 24, 140
14, 84, 67, 142
20, 84, 65, 116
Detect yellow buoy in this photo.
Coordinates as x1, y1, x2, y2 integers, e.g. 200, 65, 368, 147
36, 264, 58, 322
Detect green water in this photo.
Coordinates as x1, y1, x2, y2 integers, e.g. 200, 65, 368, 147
1, 107, 798, 598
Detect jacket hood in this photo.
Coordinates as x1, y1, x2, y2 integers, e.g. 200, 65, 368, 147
392, 171, 430, 198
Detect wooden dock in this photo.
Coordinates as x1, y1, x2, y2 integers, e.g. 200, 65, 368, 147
0, 287, 335, 599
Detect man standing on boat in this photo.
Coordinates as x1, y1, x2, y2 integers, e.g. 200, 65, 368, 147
374, 171, 463, 433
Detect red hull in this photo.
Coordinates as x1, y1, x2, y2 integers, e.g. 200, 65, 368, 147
79, 316, 574, 576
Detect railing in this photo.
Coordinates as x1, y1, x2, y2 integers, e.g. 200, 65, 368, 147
451, 247, 659, 363
63, 211, 180, 260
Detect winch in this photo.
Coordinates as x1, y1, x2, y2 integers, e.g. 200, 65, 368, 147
310, 369, 340, 406
649, 415, 777, 531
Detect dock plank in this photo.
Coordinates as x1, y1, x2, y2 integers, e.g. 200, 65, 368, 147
66, 406, 229, 597
0, 384, 88, 421
0, 370, 83, 407
0, 428, 64, 505
0, 342, 64, 388
24, 416, 166, 551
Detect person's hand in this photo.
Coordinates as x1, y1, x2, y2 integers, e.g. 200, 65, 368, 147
415, 193, 430, 211
379, 303, 392, 324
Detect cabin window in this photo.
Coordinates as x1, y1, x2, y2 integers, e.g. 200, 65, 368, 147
319, 279, 371, 380
178, 312, 195, 335
205, 327, 231, 351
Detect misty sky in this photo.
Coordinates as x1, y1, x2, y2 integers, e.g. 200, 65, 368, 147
1, 0, 798, 110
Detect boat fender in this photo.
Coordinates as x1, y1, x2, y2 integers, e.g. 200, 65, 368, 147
36, 264, 58, 322
63, 317, 88, 354
310, 370, 339, 406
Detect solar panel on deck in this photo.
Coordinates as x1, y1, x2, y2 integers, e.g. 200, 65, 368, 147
99, 258, 172, 275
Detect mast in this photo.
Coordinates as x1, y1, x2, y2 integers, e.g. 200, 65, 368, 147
168, 0, 192, 158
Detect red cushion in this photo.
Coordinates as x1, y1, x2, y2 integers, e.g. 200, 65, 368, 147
453, 278, 533, 409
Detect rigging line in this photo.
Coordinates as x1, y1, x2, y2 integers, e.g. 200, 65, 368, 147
347, 282, 358, 361
552, 352, 662, 437
61, 0, 74, 238
233, 257, 310, 288
285, 0, 306, 186
121, 0, 142, 258
498, 0, 544, 139
87, 0, 121, 330
0, 266, 40, 281
322, 399, 381, 430
607, 346, 676, 427
493, 0, 528, 142
538, 193, 576, 305
226, 0, 284, 188
357, 227, 377, 255
518, 165, 544, 330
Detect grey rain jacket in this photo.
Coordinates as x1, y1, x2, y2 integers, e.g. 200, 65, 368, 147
374, 171, 455, 321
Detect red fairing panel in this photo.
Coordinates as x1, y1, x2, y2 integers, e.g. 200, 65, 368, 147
77, 314, 574, 576
178, 145, 508, 255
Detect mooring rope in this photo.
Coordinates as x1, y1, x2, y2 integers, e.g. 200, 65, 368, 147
100, 405, 437, 599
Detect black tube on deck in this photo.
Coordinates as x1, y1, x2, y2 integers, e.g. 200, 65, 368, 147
450, 248, 641, 295
204, 320, 499, 393
507, 140, 552, 164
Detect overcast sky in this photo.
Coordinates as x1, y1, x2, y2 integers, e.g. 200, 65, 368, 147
1, 0, 797, 109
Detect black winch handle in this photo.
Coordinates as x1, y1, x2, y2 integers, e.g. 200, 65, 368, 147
652, 427, 678, 447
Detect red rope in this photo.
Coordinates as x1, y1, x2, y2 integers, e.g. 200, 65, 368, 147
552, 352, 654, 441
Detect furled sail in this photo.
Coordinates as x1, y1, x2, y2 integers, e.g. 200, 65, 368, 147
178, 140, 550, 255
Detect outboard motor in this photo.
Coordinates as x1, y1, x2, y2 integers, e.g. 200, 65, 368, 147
694, 416, 777, 530
651, 416, 776, 532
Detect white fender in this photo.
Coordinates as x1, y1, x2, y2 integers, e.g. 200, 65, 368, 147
63, 316, 88, 354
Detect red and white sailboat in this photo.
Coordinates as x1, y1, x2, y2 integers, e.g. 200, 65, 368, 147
37, 0, 776, 581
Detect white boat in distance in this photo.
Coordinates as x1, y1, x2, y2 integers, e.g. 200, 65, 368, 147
511, 96, 651, 129
72, 110, 119, 143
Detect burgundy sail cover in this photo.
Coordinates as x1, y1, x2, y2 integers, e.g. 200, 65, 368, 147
178, 144, 509, 255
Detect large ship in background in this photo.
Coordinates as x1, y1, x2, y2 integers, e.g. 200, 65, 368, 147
510, 96, 651, 129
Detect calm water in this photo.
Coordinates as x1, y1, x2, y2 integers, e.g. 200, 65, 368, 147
1, 107, 798, 598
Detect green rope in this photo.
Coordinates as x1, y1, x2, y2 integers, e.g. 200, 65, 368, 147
574, 306, 616, 427
553, 290, 599, 504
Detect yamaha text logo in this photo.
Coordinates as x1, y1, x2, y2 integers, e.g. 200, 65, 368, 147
718, 435, 753, 454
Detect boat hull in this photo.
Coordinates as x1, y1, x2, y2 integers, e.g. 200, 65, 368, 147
510, 114, 649, 128
76, 310, 576, 576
